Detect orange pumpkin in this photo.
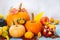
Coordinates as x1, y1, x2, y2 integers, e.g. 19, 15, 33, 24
25, 21, 43, 34
17, 12, 30, 21
6, 3, 30, 26
25, 13, 43, 34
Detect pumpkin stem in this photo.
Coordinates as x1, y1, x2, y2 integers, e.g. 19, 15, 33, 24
32, 13, 34, 22
14, 19, 18, 27
18, 3, 22, 12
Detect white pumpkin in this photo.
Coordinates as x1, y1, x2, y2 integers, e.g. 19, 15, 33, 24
9, 25, 25, 38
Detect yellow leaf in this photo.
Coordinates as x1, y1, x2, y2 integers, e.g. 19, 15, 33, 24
34, 12, 44, 22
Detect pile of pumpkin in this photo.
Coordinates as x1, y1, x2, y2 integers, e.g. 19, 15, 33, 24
0, 3, 60, 40
6, 3, 43, 39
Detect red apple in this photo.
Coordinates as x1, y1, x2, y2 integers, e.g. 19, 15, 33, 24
40, 16, 49, 25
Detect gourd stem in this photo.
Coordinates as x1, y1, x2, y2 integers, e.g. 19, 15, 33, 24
18, 3, 22, 12
14, 19, 18, 27
6, 36, 10, 40
32, 13, 34, 22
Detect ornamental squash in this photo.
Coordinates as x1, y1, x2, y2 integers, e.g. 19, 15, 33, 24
24, 31, 34, 39
17, 18, 26, 25
6, 3, 30, 26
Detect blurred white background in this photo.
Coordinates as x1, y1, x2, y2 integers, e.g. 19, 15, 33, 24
0, 0, 60, 19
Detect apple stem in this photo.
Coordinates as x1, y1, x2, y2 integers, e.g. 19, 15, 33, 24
32, 13, 34, 22
18, 3, 22, 12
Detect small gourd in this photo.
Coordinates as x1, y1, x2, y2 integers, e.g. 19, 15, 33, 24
17, 18, 26, 25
